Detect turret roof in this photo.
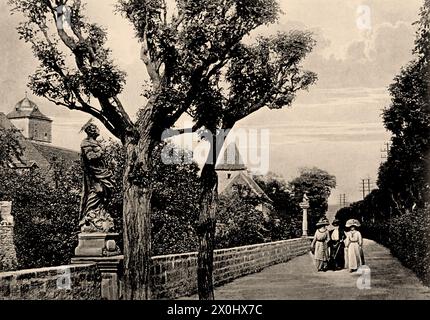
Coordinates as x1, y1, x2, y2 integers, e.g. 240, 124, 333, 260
7, 96, 52, 122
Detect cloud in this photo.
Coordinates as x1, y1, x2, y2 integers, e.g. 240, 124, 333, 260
304, 21, 416, 88
251, 17, 417, 89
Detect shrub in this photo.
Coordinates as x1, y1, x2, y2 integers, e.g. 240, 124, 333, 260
0, 166, 81, 269
363, 205, 430, 286
388, 207, 430, 285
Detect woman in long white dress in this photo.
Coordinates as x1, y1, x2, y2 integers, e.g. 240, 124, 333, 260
344, 219, 365, 272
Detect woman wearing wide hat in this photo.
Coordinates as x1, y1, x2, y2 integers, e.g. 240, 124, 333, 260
328, 218, 345, 271
344, 219, 365, 272
310, 217, 330, 272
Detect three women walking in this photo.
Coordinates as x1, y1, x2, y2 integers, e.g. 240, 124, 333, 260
310, 217, 365, 272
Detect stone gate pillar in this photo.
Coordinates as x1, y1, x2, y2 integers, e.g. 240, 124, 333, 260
0, 201, 18, 272
71, 233, 123, 300
299, 195, 310, 237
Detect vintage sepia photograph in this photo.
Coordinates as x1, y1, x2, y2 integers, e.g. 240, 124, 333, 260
0, 0, 429, 307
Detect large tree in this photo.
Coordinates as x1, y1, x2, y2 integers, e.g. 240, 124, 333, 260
378, 0, 430, 214
290, 167, 336, 233
10, 0, 316, 299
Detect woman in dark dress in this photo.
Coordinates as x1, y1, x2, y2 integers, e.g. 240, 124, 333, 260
328, 218, 345, 270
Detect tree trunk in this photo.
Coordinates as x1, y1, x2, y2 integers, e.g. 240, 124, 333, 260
197, 163, 218, 300
122, 135, 154, 300
196, 129, 231, 300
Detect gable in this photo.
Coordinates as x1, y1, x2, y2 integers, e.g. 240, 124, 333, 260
220, 172, 272, 203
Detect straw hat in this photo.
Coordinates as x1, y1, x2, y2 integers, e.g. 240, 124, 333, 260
316, 217, 329, 227
345, 219, 361, 228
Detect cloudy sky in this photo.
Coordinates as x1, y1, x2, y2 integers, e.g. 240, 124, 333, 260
0, 0, 423, 205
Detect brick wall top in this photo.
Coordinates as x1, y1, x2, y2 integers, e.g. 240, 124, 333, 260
0, 263, 101, 300
0, 264, 92, 279
152, 238, 309, 261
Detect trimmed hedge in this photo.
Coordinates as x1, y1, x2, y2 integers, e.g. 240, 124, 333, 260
362, 206, 430, 286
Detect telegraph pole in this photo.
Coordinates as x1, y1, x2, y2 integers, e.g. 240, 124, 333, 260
381, 142, 391, 159
339, 194, 347, 208
360, 178, 372, 199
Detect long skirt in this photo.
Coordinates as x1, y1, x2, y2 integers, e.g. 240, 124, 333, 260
316, 259, 328, 271
345, 243, 364, 271
329, 241, 345, 270
314, 241, 328, 271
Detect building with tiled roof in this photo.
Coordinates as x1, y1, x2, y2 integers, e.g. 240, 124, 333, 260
1, 95, 79, 171
216, 143, 272, 213
7, 94, 53, 143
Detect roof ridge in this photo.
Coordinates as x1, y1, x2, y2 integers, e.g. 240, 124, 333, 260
7, 96, 52, 121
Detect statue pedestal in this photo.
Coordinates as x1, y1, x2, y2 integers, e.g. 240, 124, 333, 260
71, 255, 123, 300
73, 232, 123, 300
74, 233, 120, 257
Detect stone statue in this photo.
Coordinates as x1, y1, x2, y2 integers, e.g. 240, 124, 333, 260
303, 193, 309, 204
79, 121, 114, 233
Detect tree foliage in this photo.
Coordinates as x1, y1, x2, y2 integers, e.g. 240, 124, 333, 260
215, 185, 272, 248
0, 164, 82, 269
89, 140, 202, 255
254, 173, 302, 239
0, 127, 23, 168
378, 0, 430, 212
290, 167, 336, 233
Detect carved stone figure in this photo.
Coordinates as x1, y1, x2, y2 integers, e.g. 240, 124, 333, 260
79, 121, 114, 233
303, 193, 309, 204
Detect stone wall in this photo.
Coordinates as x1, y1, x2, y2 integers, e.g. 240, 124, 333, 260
0, 237, 310, 300
0, 264, 101, 300
151, 237, 311, 299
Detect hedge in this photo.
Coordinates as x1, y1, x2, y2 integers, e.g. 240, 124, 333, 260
362, 206, 430, 286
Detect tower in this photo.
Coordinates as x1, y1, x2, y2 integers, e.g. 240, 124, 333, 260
215, 142, 247, 190
7, 94, 52, 143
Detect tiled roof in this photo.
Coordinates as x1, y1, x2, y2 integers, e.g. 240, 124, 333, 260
31, 142, 80, 167
1, 112, 47, 169
1, 112, 78, 170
